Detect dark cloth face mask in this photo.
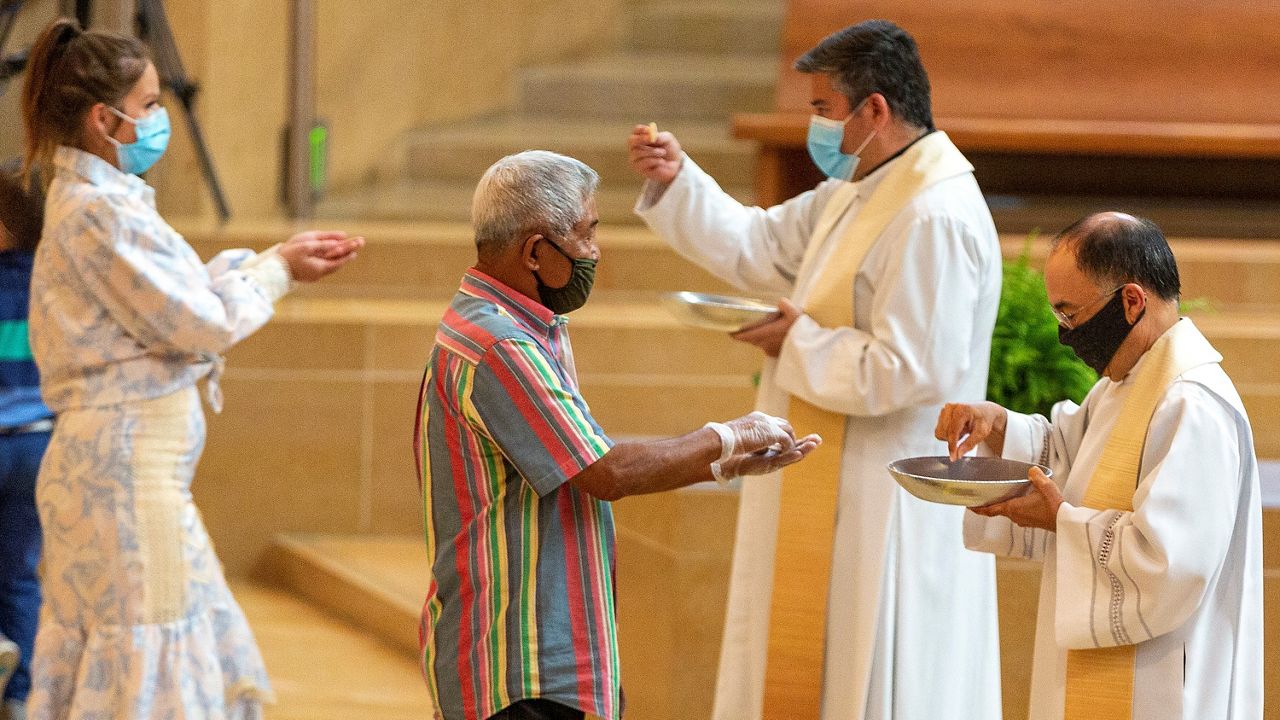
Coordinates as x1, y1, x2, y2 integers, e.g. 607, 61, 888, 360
535, 239, 596, 314
1058, 291, 1144, 375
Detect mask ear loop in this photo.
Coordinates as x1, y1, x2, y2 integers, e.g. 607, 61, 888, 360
845, 95, 877, 155
101, 107, 132, 167
853, 129, 877, 155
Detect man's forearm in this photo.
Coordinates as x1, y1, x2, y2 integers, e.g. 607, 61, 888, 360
570, 428, 722, 501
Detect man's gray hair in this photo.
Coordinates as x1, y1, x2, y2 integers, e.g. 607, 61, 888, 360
471, 150, 600, 257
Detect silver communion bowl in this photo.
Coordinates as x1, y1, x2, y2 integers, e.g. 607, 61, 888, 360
887, 456, 1052, 507
661, 291, 778, 332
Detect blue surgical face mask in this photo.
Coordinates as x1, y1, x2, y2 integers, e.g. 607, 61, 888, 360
106, 106, 171, 175
806, 98, 876, 182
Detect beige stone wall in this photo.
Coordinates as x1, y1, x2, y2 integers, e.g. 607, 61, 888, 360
1, 0, 621, 216
173, 0, 622, 218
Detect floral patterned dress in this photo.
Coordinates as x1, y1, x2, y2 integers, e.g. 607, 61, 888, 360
27, 147, 291, 719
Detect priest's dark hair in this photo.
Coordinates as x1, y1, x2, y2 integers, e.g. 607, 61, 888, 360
794, 19, 934, 131
1052, 211, 1182, 302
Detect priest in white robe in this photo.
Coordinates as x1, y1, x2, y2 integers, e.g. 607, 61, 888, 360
938, 212, 1263, 720
628, 20, 1002, 720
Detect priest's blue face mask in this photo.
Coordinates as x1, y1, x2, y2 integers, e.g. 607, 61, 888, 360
806, 97, 877, 182
106, 106, 172, 175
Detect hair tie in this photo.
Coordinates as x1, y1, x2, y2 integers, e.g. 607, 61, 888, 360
54, 20, 83, 47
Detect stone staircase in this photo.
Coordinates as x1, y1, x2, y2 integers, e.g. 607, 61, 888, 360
317, 1, 783, 224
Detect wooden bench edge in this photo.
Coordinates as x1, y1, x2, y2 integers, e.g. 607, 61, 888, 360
732, 113, 1280, 159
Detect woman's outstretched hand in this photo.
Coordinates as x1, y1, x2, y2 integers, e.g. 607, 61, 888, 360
279, 231, 365, 282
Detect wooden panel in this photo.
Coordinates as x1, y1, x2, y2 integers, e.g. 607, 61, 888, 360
745, 2, 1280, 202
774, 1, 1280, 124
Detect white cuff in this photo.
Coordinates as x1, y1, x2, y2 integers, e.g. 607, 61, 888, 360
703, 421, 736, 485
632, 152, 690, 213
241, 245, 292, 303
1000, 409, 1040, 463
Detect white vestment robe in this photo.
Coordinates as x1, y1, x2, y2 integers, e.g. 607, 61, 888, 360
965, 319, 1263, 720
635, 148, 1003, 720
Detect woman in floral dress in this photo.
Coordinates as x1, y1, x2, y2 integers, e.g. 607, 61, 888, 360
20, 17, 363, 719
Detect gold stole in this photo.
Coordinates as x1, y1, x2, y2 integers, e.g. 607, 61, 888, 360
761, 132, 974, 719
1062, 322, 1220, 719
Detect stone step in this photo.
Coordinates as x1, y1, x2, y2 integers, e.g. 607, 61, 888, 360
235, 296, 763, 380
517, 52, 777, 121
1000, 236, 1280, 314
260, 535, 425, 658
313, 180, 754, 226
180, 220, 736, 299
178, 220, 1280, 312
227, 295, 1280, 453
626, 1, 785, 55
393, 117, 757, 188
231, 580, 430, 719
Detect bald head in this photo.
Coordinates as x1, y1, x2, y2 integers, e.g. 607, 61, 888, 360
1050, 212, 1181, 302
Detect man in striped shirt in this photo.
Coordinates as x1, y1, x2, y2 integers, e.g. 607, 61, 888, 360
415, 151, 820, 720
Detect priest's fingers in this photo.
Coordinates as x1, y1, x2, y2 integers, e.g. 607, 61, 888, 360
775, 297, 802, 320
953, 426, 987, 460
1027, 466, 1063, 505
732, 311, 783, 335
954, 406, 996, 460
934, 403, 962, 457
936, 403, 979, 460
969, 499, 1008, 517
729, 313, 791, 357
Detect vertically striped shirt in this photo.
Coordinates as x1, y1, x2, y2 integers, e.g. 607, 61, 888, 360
415, 269, 619, 720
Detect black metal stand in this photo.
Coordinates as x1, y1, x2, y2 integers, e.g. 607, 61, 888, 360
0, 0, 232, 221
135, 0, 230, 221
0, 1, 25, 93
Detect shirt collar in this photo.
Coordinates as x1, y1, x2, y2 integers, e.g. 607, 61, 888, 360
53, 145, 154, 202
853, 129, 936, 193
460, 268, 562, 337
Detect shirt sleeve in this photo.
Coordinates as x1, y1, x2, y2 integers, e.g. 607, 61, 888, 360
634, 154, 842, 297
469, 336, 613, 497
65, 202, 285, 356
1053, 380, 1245, 649
774, 212, 990, 416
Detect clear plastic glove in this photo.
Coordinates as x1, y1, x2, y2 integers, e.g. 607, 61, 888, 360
719, 433, 822, 479
722, 411, 797, 455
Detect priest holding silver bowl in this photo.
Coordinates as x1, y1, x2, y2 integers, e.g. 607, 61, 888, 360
925, 213, 1262, 720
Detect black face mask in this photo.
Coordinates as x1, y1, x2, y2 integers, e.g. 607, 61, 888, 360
1058, 292, 1144, 376
534, 238, 596, 315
